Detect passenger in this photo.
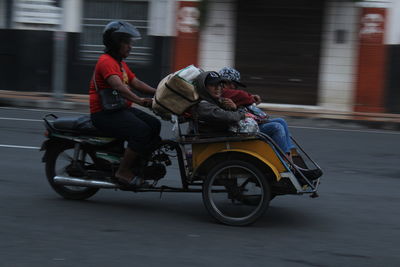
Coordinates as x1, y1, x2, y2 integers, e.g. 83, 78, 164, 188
219, 67, 322, 181
192, 71, 246, 134
89, 20, 161, 187
218, 67, 296, 159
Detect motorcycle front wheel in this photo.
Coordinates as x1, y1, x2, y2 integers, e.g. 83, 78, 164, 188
45, 143, 99, 200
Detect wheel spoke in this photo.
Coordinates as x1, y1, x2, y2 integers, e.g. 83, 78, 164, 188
55, 166, 67, 175
203, 160, 271, 226
59, 151, 73, 162
238, 178, 251, 188
46, 145, 99, 200
54, 148, 93, 193
210, 167, 263, 219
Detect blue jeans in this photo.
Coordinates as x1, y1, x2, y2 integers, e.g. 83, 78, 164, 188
259, 118, 295, 153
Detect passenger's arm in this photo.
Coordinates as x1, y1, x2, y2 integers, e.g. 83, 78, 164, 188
252, 94, 262, 104
221, 98, 237, 110
130, 77, 156, 96
106, 75, 149, 106
197, 101, 245, 125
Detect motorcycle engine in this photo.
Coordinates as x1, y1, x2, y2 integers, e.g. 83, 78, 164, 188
142, 163, 166, 181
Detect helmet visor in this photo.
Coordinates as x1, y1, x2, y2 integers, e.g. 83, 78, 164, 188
114, 21, 142, 40
119, 36, 140, 46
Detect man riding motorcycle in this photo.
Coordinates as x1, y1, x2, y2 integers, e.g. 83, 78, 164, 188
89, 21, 161, 188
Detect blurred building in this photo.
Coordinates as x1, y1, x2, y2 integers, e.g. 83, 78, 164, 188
0, 0, 399, 113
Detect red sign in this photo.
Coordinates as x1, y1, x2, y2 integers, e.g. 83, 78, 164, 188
355, 8, 387, 113
172, 1, 200, 71
359, 9, 385, 43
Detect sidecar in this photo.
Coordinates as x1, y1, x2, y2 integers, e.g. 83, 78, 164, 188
42, 113, 322, 226
174, 116, 322, 226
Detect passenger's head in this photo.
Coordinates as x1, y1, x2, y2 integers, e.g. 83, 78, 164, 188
103, 20, 141, 59
219, 67, 246, 89
205, 71, 225, 99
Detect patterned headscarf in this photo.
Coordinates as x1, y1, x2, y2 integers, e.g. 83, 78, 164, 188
219, 67, 246, 87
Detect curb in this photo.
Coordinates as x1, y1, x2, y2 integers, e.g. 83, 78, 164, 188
1, 94, 400, 131
259, 104, 400, 131
0, 97, 88, 111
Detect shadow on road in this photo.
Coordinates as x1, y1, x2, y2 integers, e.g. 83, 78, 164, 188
42, 193, 323, 229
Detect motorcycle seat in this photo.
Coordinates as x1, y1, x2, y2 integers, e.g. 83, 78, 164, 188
53, 115, 112, 137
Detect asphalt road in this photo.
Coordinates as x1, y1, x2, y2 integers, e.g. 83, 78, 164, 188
0, 106, 399, 267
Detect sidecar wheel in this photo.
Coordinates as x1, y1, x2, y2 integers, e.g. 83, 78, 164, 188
45, 144, 99, 200
202, 159, 271, 226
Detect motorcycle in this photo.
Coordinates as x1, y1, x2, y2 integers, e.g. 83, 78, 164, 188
41, 113, 322, 226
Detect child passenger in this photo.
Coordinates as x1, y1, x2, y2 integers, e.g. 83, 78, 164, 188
218, 67, 322, 180
192, 71, 246, 134
218, 67, 296, 159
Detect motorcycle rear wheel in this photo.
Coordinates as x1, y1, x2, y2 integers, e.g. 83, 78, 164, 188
45, 143, 99, 200
202, 159, 271, 226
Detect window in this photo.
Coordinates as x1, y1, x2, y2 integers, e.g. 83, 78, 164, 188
80, 0, 152, 64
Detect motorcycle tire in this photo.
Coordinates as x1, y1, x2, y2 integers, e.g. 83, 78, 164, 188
202, 159, 271, 226
45, 143, 99, 200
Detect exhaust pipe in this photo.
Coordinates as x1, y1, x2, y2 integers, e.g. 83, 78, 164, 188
54, 175, 118, 189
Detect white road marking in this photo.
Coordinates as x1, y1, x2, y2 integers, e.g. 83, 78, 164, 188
0, 144, 40, 150
0, 106, 86, 115
0, 117, 42, 122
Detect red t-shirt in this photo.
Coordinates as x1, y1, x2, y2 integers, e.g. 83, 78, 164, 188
221, 88, 255, 107
89, 54, 136, 113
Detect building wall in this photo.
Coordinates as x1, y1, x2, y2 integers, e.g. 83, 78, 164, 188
0, 29, 53, 92
198, 0, 235, 71
385, 0, 400, 113
386, 0, 400, 45
0, 0, 6, 28
63, 0, 83, 32
148, 0, 176, 37
318, 1, 359, 111
0, 0, 172, 93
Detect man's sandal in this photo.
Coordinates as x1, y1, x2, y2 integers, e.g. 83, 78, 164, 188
117, 176, 149, 189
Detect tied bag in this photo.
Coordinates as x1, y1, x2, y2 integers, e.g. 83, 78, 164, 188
152, 65, 203, 119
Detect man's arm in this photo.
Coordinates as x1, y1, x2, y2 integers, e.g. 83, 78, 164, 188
107, 75, 150, 106
197, 101, 245, 124
130, 77, 156, 96
221, 98, 237, 110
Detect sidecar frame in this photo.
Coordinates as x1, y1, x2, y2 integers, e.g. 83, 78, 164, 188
175, 131, 321, 196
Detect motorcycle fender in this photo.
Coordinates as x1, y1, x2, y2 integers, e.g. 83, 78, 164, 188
41, 139, 54, 162
40, 139, 70, 162
40, 139, 49, 151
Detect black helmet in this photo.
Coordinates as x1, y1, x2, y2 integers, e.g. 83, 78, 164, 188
103, 20, 141, 52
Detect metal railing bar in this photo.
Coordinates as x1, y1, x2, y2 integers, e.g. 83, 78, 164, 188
83, 18, 148, 23
82, 23, 148, 29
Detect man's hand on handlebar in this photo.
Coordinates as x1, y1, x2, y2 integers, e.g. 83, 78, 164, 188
141, 98, 153, 108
